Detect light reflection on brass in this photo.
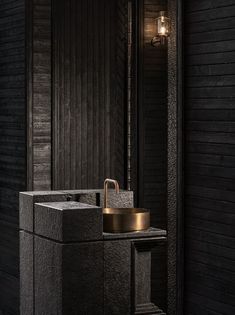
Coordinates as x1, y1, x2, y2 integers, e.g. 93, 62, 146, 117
103, 208, 150, 233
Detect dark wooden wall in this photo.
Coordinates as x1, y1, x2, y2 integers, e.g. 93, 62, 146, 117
135, 0, 168, 310
52, 0, 128, 190
27, 0, 52, 191
0, 0, 26, 314
27, 0, 127, 191
184, 0, 235, 313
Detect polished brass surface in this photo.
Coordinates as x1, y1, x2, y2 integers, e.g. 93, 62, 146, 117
104, 178, 120, 208
103, 208, 150, 233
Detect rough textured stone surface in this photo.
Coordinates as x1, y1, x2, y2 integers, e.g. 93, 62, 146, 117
78, 193, 97, 205
135, 250, 151, 304
19, 191, 69, 232
167, 0, 178, 313
104, 240, 131, 315
104, 235, 166, 315
34, 202, 102, 241
100, 190, 134, 208
132, 240, 166, 315
34, 236, 103, 315
60, 189, 134, 208
20, 231, 34, 315
60, 189, 101, 194
59, 190, 98, 205
34, 236, 62, 315
62, 242, 104, 315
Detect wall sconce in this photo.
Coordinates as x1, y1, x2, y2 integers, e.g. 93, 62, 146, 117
151, 11, 171, 47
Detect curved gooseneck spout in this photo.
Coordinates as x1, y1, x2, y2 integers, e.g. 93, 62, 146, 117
104, 179, 120, 208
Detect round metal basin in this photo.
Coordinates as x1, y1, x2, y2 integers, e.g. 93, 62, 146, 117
103, 208, 150, 233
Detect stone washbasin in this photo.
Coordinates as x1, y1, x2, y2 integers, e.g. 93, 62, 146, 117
103, 207, 150, 233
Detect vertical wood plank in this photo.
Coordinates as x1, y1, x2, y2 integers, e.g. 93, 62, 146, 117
52, 0, 128, 190
29, 0, 52, 191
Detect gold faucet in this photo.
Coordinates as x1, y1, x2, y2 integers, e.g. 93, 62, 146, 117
104, 179, 120, 208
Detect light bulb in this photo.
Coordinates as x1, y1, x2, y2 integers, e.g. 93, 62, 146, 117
159, 26, 166, 36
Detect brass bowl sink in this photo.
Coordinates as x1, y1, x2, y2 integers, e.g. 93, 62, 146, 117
103, 208, 150, 233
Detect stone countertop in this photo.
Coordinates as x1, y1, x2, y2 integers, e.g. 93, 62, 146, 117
21, 189, 131, 195
103, 227, 167, 240
35, 201, 98, 210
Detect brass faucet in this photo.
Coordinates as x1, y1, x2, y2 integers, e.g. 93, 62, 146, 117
104, 179, 120, 208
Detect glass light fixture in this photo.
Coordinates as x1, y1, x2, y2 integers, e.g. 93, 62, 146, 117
151, 11, 171, 47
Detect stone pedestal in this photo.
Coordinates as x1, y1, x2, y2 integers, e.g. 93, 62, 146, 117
20, 190, 166, 315
104, 231, 166, 315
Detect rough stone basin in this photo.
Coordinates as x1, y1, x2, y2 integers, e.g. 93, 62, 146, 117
103, 208, 150, 233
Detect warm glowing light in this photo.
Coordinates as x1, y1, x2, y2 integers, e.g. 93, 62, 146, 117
159, 26, 166, 36
151, 11, 171, 47
157, 14, 170, 37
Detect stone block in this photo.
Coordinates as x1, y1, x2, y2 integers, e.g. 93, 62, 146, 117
59, 190, 98, 205
20, 231, 34, 315
19, 190, 101, 233
34, 236, 62, 315
34, 201, 102, 241
104, 231, 167, 315
62, 242, 104, 315
100, 190, 134, 208
19, 191, 69, 232
132, 239, 167, 315
34, 236, 104, 315
59, 189, 134, 208
104, 240, 131, 315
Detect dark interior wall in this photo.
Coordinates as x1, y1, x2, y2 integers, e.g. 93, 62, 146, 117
52, 0, 128, 190
184, 0, 235, 313
134, 0, 168, 310
0, 0, 26, 314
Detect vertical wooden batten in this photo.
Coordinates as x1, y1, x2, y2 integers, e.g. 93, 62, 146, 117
26, 0, 52, 191
26, 0, 33, 191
